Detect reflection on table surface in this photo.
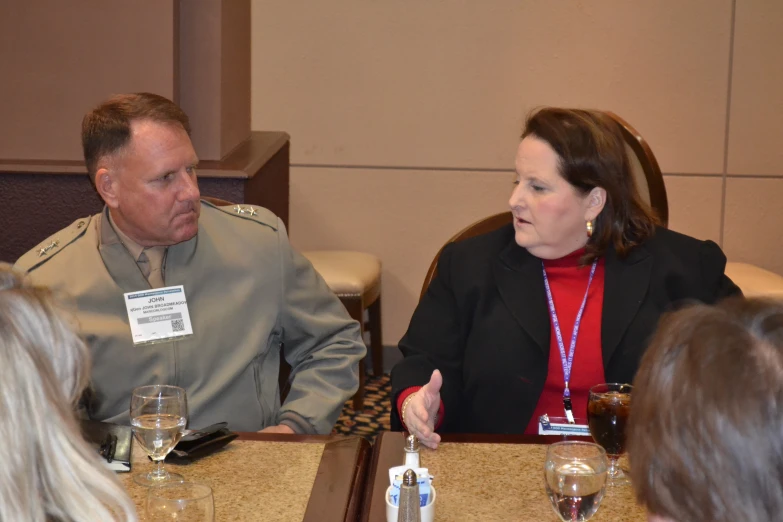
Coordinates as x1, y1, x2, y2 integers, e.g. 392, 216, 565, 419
361, 431, 646, 522
119, 433, 369, 522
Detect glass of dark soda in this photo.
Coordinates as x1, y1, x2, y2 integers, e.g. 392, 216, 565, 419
587, 383, 632, 486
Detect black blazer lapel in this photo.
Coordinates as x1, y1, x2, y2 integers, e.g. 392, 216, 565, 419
602, 245, 653, 366
493, 241, 550, 356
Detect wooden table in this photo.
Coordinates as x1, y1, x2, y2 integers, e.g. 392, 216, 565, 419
361, 432, 646, 522
121, 433, 369, 522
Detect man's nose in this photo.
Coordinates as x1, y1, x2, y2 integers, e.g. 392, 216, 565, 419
179, 170, 200, 201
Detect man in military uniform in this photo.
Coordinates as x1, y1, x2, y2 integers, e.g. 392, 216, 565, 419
14, 92, 366, 434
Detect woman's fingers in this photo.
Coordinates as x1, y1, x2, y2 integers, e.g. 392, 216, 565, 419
419, 432, 441, 449
420, 370, 443, 404
408, 412, 441, 449
404, 390, 442, 449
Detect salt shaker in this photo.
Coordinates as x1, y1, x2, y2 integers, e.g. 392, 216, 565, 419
397, 469, 421, 522
404, 434, 420, 468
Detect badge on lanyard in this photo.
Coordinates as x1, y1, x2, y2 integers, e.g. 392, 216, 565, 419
123, 285, 194, 345
538, 414, 591, 436
542, 259, 598, 423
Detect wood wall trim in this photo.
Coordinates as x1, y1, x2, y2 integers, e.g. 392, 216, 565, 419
0, 131, 289, 180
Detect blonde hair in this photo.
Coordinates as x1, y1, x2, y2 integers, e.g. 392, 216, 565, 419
0, 265, 137, 521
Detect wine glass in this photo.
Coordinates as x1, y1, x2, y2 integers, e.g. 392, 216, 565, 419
130, 384, 188, 486
544, 441, 608, 522
587, 383, 632, 486
147, 482, 214, 521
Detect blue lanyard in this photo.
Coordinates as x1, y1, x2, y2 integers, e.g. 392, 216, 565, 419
541, 259, 598, 422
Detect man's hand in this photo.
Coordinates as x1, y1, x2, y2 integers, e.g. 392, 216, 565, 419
258, 424, 296, 434
403, 370, 443, 449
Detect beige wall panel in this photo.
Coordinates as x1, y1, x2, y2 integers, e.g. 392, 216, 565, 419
220, 0, 252, 157
179, 0, 222, 159
724, 177, 783, 275
662, 175, 723, 243
179, 0, 251, 160
288, 167, 513, 342
726, 1, 783, 175
0, 1, 176, 161
251, 0, 731, 173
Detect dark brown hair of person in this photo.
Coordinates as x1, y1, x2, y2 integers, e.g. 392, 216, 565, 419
521, 108, 658, 264
82, 92, 191, 181
628, 297, 783, 522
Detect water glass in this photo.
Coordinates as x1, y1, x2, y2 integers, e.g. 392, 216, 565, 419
544, 441, 608, 522
147, 482, 214, 521
130, 384, 188, 486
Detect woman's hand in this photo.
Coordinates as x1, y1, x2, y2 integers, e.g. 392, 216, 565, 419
402, 370, 443, 449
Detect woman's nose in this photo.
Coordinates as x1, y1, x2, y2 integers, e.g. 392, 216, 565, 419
509, 184, 524, 210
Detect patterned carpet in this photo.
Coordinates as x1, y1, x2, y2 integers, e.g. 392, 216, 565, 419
332, 373, 391, 442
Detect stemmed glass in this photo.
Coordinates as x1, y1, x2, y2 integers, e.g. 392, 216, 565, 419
147, 482, 215, 521
544, 441, 608, 522
587, 383, 632, 486
130, 384, 188, 486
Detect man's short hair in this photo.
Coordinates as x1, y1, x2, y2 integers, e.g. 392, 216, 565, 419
628, 297, 783, 522
81, 92, 191, 181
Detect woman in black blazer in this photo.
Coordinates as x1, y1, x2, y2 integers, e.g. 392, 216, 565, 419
392, 108, 740, 448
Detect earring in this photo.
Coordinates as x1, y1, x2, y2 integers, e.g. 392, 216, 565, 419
586, 220, 593, 238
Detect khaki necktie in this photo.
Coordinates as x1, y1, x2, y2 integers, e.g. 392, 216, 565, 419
138, 247, 166, 288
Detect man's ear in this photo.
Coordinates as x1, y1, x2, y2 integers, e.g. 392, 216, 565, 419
584, 186, 606, 221
94, 166, 119, 208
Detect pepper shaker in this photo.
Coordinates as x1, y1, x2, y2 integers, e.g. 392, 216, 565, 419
397, 468, 421, 522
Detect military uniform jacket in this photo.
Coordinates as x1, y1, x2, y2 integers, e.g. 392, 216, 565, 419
15, 201, 365, 434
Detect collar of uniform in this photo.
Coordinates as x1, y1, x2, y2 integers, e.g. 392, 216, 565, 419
103, 208, 169, 268
102, 208, 146, 263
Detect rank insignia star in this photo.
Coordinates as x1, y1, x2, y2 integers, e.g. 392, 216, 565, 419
233, 205, 257, 216
38, 239, 60, 257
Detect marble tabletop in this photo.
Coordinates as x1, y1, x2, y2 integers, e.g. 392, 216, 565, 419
120, 433, 369, 522
362, 431, 646, 522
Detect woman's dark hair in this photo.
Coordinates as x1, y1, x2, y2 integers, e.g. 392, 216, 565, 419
521, 108, 658, 263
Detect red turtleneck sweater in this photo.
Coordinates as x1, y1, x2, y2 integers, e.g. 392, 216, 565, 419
523, 249, 606, 433
397, 249, 606, 435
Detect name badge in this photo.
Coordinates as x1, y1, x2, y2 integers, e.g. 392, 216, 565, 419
123, 286, 194, 345
538, 415, 591, 436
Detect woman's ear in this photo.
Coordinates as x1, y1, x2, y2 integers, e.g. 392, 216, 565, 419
585, 187, 606, 221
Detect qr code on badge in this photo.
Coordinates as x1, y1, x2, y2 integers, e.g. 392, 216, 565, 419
171, 319, 185, 332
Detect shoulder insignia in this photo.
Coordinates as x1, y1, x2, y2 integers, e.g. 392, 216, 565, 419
201, 199, 278, 231
14, 216, 93, 273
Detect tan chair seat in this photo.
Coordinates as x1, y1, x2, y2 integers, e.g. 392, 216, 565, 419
303, 251, 381, 302
303, 250, 385, 408
726, 262, 783, 298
